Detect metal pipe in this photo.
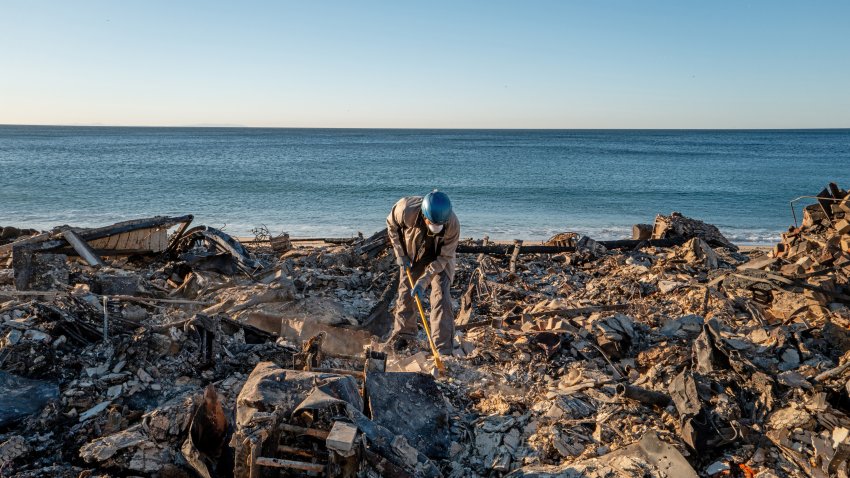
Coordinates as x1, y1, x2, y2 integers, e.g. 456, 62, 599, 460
102, 296, 109, 343
615, 383, 672, 407
789, 195, 844, 228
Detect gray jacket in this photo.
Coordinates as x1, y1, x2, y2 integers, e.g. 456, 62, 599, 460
386, 196, 460, 282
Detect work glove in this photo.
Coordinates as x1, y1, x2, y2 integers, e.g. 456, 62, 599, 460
410, 277, 428, 298
396, 255, 412, 269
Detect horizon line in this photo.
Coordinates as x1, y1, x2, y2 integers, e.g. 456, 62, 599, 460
2, 123, 850, 131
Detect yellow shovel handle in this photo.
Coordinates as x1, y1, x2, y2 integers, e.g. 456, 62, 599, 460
405, 266, 445, 374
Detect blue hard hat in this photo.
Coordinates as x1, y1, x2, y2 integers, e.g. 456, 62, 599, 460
422, 191, 452, 224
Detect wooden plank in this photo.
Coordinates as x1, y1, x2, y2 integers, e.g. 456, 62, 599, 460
61, 230, 105, 266
154, 228, 167, 251
87, 237, 110, 249
115, 232, 130, 251
72, 215, 193, 242
70, 228, 165, 254
125, 229, 150, 250
105, 233, 120, 250
509, 240, 522, 274
737, 255, 778, 271
0, 215, 192, 254
277, 445, 320, 459
166, 218, 194, 253
279, 423, 330, 439
51, 248, 167, 257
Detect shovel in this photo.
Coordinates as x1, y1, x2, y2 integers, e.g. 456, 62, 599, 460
404, 266, 446, 375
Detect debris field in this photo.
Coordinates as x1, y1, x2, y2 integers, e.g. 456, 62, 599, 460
2, 183, 850, 477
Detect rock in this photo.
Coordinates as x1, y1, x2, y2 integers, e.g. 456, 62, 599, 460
136, 368, 154, 383
777, 371, 812, 389
85, 364, 109, 378
0, 435, 29, 465
79, 427, 147, 462
474, 429, 502, 465
79, 401, 111, 422
23, 329, 51, 342
658, 280, 685, 294
4, 330, 22, 346
779, 348, 800, 370
660, 314, 704, 337
503, 427, 521, 454
107, 384, 122, 399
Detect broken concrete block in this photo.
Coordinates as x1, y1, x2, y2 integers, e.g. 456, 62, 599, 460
326, 420, 358, 455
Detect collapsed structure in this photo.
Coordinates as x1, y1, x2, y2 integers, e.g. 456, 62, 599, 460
0, 183, 849, 477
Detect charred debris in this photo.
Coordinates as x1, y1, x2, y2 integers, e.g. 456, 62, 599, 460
1, 183, 850, 477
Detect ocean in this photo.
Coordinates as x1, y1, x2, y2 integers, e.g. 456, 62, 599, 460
1, 126, 849, 245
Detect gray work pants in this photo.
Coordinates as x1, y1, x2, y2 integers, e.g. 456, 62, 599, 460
391, 264, 455, 355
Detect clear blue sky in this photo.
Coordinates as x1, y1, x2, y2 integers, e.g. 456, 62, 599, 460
1, 1, 848, 128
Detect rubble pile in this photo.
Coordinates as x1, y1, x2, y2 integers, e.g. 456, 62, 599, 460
0, 183, 849, 477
